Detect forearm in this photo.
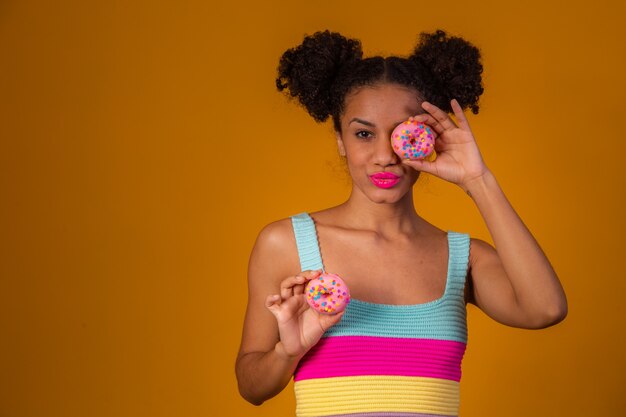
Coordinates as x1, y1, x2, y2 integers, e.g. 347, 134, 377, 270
463, 170, 568, 322
236, 341, 302, 405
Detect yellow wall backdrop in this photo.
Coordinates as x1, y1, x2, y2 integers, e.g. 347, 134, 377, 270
1, 0, 625, 416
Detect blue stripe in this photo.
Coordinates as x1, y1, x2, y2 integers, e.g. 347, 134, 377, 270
322, 297, 467, 343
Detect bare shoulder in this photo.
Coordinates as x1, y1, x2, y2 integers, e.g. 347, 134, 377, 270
468, 236, 498, 267
238, 217, 302, 361
254, 217, 296, 254
469, 236, 495, 255
248, 217, 301, 288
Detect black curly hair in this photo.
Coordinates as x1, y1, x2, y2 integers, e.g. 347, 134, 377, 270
276, 29, 484, 133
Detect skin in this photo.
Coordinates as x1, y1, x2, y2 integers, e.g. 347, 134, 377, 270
235, 82, 568, 406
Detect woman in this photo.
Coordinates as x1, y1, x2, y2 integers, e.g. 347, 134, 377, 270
235, 29, 567, 416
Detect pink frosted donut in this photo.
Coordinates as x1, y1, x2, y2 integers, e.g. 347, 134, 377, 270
305, 273, 350, 315
391, 118, 437, 161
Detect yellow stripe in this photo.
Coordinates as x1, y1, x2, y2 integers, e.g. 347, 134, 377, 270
294, 375, 459, 417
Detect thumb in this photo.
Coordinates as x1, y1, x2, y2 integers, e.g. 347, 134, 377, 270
320, 311, 345, 332
402, 158, 436, 175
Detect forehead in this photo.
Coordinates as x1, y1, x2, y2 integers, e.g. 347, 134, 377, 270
342, 84, 424, 123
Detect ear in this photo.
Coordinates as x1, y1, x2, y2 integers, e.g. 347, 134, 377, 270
335, 131, 346, 157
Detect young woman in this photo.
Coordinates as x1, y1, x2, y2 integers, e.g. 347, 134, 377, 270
236, 29, 567, 417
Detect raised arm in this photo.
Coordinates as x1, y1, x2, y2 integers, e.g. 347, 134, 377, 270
463, 171, 567, 328
403, 99, 567, 329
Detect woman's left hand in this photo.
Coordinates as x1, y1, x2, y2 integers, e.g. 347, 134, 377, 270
402, 99, 490, 191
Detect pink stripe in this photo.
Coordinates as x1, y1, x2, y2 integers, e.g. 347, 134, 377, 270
294, 336, 466, 382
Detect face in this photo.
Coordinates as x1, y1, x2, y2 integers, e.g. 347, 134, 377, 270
336, 83, 425, 204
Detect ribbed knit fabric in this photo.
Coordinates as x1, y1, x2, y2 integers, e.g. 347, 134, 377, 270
290, 212, 471, 417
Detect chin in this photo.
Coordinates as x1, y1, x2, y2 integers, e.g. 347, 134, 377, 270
367, 187, 409, 204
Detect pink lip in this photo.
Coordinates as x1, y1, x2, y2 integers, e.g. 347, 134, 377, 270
369, 172, 401, 189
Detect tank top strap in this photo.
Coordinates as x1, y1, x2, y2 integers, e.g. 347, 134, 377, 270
445, 230, 471, 298
290, 213, 470, 292
290, 212, 325, 272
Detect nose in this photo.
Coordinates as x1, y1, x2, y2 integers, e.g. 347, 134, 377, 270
374, 134, 400, 167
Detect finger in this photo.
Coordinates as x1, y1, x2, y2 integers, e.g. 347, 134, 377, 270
293, 269, 322, 296
301, 269, 323, 279
410, 114, 444, 136
421, 101, 458, 131
265, 294, 281, 315
401, 158, 437, 175
281, 269, 323, 299
450, 99, 472, 132
294, 282, 306, 296
265, 294, 281, 308
280, 275, 306, 299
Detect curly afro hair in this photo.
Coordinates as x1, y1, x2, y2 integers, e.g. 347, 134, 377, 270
276, 29, 484, 132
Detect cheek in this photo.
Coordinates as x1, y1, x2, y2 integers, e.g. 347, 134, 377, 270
342, 152, 368, 178
344, 150, 369, 173
344, 141, 371, 160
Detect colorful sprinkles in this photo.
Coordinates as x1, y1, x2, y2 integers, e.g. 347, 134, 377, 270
391, 119, 436, 161
305, 273, 351, 315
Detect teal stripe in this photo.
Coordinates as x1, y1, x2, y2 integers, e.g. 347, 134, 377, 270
322, 296, 467, 342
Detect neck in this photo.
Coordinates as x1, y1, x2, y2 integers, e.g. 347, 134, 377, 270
337, 187, 425, 237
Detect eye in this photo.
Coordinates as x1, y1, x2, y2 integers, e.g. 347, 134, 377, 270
355, 130, 373, 140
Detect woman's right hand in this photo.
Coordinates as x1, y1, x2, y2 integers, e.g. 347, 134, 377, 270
265, 269, 344, 359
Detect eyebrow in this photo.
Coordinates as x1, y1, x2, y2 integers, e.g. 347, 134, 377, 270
349, 117, 406, 127
349, 118, 374, 127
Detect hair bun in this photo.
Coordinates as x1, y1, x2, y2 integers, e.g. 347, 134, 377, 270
410, 29, 484, 114
276, 30, 363, 122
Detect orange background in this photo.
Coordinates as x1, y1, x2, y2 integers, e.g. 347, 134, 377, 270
1, 0, 625, 416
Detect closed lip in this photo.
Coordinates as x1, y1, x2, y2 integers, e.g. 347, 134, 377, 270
370, 172, 400, 180
369, 172, 401, 189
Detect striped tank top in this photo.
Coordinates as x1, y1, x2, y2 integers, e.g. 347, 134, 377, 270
291, 212, 471, 417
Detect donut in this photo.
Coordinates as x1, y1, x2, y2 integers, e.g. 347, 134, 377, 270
391, 118, 437, 161
305, 273, 350, 315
